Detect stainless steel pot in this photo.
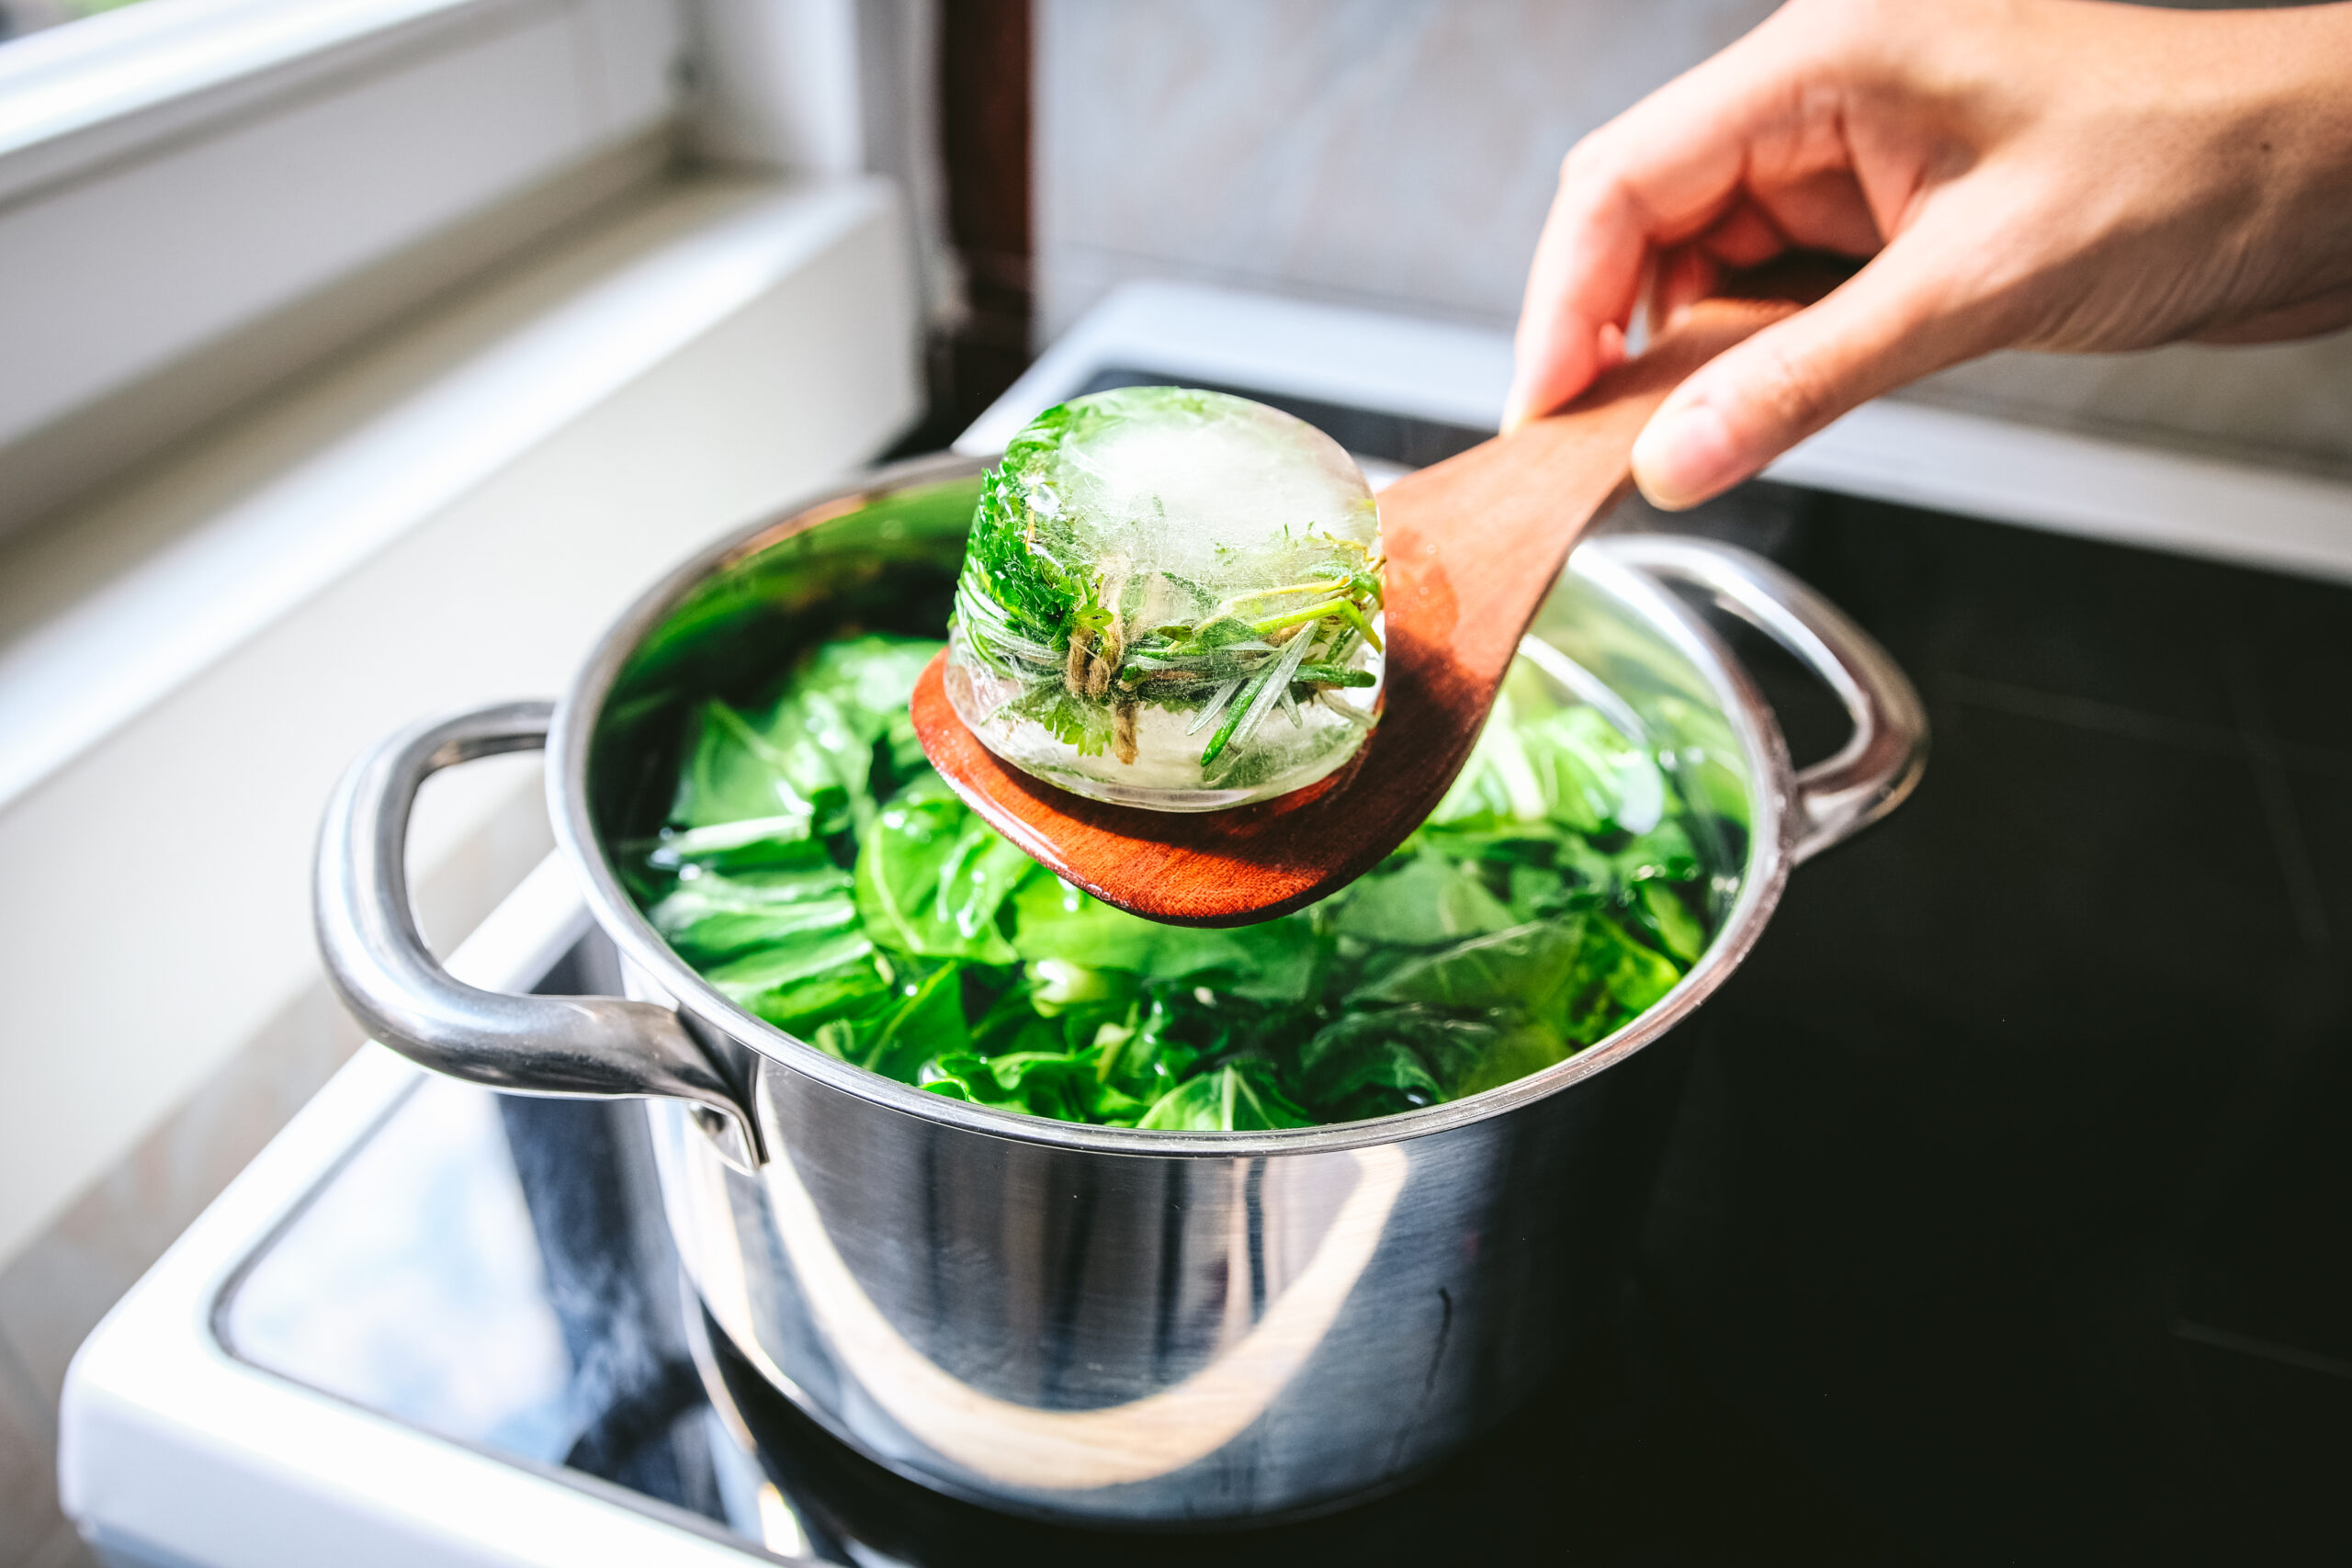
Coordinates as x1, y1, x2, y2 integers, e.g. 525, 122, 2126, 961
316, 452, 1926, 1526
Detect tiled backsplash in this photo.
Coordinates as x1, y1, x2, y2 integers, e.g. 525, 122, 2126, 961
1035, 0, 2352, 474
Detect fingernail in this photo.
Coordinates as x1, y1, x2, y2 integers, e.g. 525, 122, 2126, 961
1631, 400, 1740, 510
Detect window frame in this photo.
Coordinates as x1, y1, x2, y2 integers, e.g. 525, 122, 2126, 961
0, 0, 692, 538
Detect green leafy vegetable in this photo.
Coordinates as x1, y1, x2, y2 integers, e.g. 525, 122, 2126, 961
1293, 1010, 1565, 1122
1329, 851, 1519, 947
854, 776, 1025, 964
667, 700, 831, 840
648, 863, 857, 965
627, 631, 1734, 1129
1136, 1058, 1313, 1131
1009, 874, 1321, 1004
705, 929, 893, 1033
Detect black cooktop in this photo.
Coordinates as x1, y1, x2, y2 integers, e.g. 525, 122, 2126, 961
224, 393, 2352, 1566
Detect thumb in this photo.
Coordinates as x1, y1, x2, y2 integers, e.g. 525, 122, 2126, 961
1631, 237, 1994, 509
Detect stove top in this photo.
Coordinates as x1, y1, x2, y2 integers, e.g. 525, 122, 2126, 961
62, 285, 2352, 1568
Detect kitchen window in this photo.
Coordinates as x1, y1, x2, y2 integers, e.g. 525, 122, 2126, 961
0, 0, 687, 537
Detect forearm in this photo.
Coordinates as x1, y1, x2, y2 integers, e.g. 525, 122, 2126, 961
2167, 1, 2352, 344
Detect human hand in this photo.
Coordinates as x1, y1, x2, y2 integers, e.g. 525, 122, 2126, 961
1505, 0, 2352, 508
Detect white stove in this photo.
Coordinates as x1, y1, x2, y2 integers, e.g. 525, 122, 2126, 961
57, 281, 2352, 1568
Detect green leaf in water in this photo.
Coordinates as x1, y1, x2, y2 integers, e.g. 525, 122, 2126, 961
668, 699, 836, 838
854, 777, 1024, 964
1353, 914, 1681, 1048
646, 863, 857, 965
705, 927, 893, 1034
1009, 875, 1323, 1004
1136, 1057, 1314, 1131
1291, 1008, 1566, 1121
1329, 850, 1519, 947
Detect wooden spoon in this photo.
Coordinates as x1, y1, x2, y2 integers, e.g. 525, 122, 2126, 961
912, 289, 1804, 926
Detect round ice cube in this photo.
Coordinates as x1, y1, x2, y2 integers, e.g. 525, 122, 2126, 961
947, 387, 1385, 810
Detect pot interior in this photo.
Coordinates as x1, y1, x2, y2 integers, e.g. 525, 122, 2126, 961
582, 464, 1768, 1127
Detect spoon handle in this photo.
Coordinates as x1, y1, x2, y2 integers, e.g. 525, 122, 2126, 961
1370, 296, 1800, 789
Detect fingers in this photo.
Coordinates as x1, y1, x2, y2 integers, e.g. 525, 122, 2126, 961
1651, 200, 1795, 332
1505, 29, 1821, 431
1652, 244, 1724, 333
1630, 231, 1999, 508
1504, 151, 1663, 432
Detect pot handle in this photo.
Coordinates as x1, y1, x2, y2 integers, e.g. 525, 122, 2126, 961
1598, 536, 1928, 863
314, 702, 762, 1168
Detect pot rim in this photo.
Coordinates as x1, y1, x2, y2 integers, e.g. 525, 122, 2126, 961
547, 451, 1797, 1157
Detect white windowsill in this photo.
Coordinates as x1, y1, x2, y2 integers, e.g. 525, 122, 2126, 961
0, 175, 901, 815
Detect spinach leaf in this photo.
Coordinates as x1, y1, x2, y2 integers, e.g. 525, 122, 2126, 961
1520, 704, 1666, 835
1329, 850, 1518, 947
762, 689, 872, 827
854, 776, 1024, 964
1351, 920, 1579, 1015
1102, 984, 1303, 1107
1136, 1057, 1313, 1131
1613, 818, 1701, 886
762, 634, 943, 829
705, 928, 892, 1033
1352, 914, 1681, 1047
1423, 687, 1667, 840
1010, 875, 1323, 1003
631, 818, 835, 878
922, 1046, 1152, 1125
849, 957, 972, 1082
1631, 878, 1707, 965
1290, 1012, 1449, 1119
969, 972, 1125, 1054
647, 863, 857, 965
669, 699, 840, 839
1291, 1009, 1566, 1120
794, 635, 940, 738
1555, 912, 1685, 1038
